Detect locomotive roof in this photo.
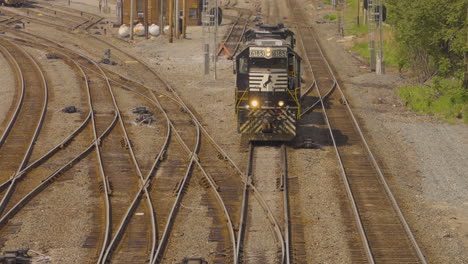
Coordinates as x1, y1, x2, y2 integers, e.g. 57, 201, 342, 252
244, 23, 295, 42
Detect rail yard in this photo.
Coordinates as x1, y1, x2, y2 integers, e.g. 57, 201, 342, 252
0, 0, 466, 263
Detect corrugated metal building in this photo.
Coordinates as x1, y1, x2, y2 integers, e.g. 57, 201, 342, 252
121, 0, 201, 26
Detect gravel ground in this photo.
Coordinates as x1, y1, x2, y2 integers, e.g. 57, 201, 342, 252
0, 51, 17, 135
1, 158, 95, 263
23, 45, 88, 161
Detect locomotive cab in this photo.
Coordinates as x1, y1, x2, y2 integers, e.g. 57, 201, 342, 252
235, 28, 302, 142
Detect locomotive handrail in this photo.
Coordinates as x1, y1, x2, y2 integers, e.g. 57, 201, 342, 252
235, 88, 249, 111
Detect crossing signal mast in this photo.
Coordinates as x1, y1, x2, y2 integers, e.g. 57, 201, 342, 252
202, 0, 219, 79
366, 0, 385, 74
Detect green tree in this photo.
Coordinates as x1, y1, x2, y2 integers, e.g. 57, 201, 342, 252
385, 0, 467, 82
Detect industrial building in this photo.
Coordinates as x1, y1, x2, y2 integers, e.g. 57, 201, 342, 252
119, 0, 201, 27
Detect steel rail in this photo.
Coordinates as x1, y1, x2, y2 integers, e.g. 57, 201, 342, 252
92, 55, 157, 264
45, 45, 157, 264
0, 16, 19, 23
151, 118, 201, 263
52, 44, 114, 264
160, 93, 287, 264
45, 42, 162, 263
50, 58, 238, 263
221, 15, 240, 46
13, 37, 151, 263
96, 37, 288, 263
293, 3, 427, 262
24, 3, 88, 24
0, 42, 25, 149
0, 38, 48, 217
294, 20, 376, 264
0, 112, 91, 192
0, 113, 118, 229
281, 144, 291, 264
56, 63, 239, 264
238, 144, 287, 263
67, 35, 287, 263
7, 26, 286, 263
235, 142, 252, 261
218, 9, 250, 59
46, 37, 237, 263
0, 40, 93, 192
307, 25, 428, 264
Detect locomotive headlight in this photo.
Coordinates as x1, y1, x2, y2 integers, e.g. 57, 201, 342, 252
278, 100, 285, 107
250, 100, 259, 108
266, 48, 271, 57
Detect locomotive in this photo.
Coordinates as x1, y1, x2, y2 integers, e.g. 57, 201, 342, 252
234, 23, 301, 141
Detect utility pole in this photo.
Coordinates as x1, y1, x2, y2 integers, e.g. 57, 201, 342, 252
376, 0, 385, 74
357, 0, 360, 26
213, 0, 218, 80
182, 0, 187, 38
201, 0, 218, 78
169, 0, 174, 42
145, 0, 149, 39
367, 0, 384, 74
159, 0, 164, 34
174, 0, 180, 39
130, 0, 134, 40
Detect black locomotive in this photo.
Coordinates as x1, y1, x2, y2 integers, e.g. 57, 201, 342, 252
235, 23, 301, 141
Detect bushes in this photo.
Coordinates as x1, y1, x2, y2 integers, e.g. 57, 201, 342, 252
398, 78, 468, 123
386, 0, 467, 80
323, 14, 338, 21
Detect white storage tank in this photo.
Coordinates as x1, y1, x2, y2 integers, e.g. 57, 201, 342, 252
134, 23, 145, 36
118, 24, 129, 37
149, 24, 160, 36
163, 25, 170, 35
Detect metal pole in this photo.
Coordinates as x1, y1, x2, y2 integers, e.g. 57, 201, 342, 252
175, 0, 180, 38
204, 44, 209, 74
160, 0, 164, 34
130, 0, 134, 40
145, 0, 149, 39
169, 0, 173, 42
357, 0, 360, 26
376, 0, 385, 74
182, 0, 186, 38
213, 0, 217, 80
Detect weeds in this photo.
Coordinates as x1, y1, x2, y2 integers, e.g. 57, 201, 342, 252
323, 14, 338, 21
398, 78, 468, 123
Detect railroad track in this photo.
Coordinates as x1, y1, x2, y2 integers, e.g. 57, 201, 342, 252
0, 35, 156, 262
0, 4, 103, 32
0, 12, 297, 263
0, 31, 235, 263
236, 143, 290, 263
217, 8, 251, 59
0, 37, 48, 218
289, 0, 428, 262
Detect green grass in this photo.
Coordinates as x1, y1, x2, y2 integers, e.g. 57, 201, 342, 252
351, 41, 370, 59
398, 78, 468, 123
345, 24, 368, 37
323, 14, 338, 21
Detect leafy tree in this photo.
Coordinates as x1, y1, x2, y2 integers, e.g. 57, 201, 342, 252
385, 0, 467, 82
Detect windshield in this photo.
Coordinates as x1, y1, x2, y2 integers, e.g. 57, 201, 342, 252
249, 58, 287, 69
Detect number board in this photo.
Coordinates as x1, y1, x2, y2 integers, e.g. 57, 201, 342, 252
249, 48, 287, 58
